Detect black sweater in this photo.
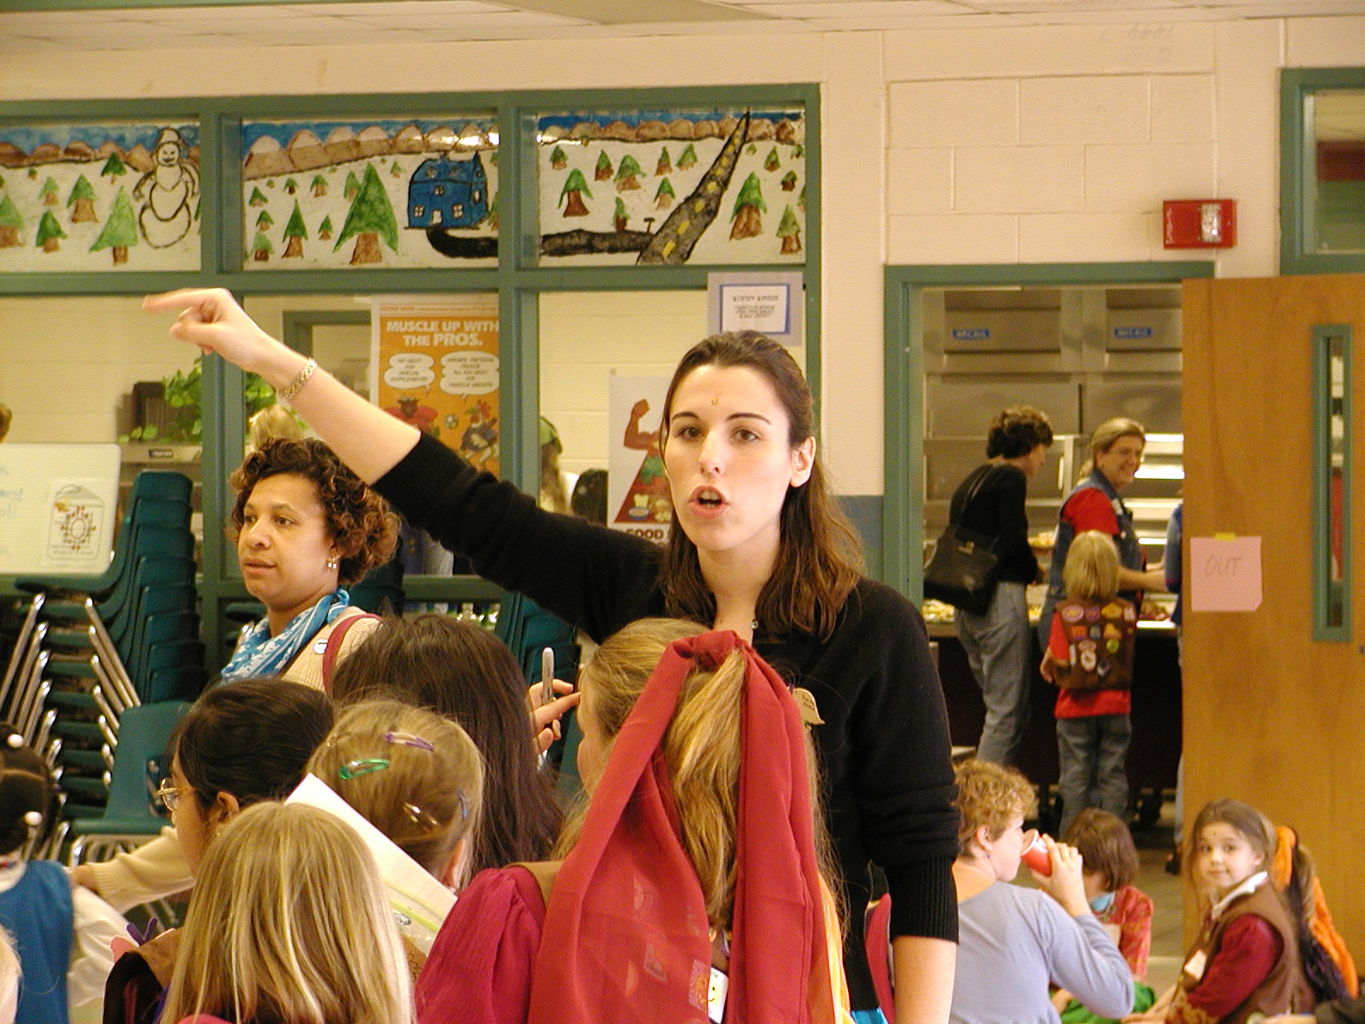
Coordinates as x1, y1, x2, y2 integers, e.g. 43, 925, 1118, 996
950, 462, 1040, 585
374, 433, 959, 1009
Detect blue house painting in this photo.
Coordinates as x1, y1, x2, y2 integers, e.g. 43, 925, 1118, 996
407, 151, 488, 228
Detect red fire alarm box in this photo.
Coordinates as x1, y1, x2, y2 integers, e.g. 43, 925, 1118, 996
1163, 199, 1236, 248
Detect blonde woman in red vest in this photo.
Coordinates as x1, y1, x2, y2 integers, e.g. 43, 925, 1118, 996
1127, 799, 1311, 1024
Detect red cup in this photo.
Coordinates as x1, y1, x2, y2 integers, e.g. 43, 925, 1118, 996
1021, 829, 1052, 876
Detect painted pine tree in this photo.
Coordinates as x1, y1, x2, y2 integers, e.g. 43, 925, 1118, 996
764, 147, 780, 173
39, 177, 59, 206
251, 230, 273, 262
656, 147, 672, 175
729, 172, 766, 240
0, 196, 21, 248
310, 174, 328, 197
613, 197, 628, 232
781, 171, 798, 192
334, 162, 399, 265
36, 210, 66, 252
344, 170, 361, 201
559, 168, 591, 217
615, 154, 643, 191
550, 145, 567, 170
654, 177, 675, 210
776, 205, 801, 254
248, 186, 268, 207
678, 143, 698, 170
67, 175, 98, 223
318, 215, 334, 240
90, 188, 138, 264
282, 200, 308, 258
100, 152, 127, 179
594, 151, 613, 182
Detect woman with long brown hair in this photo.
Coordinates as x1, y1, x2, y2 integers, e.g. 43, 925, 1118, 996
144, 288, 959, 1024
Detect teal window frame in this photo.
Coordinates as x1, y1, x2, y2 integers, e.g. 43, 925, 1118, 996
882, 261, 1213, 599
1312, 323, 1353, 641
0, 85, 822, 663
1280, 67, 1365, 275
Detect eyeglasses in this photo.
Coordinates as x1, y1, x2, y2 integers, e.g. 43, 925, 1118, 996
154, 779, 191, 813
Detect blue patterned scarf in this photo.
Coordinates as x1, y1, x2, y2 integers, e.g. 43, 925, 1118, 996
219, 589, 351, 684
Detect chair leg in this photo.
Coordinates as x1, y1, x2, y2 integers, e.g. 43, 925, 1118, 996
0, 594, 45, 716
1, 620, 47, 726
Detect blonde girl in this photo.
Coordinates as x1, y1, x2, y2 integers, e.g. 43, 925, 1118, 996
416, 618, 850, 1024
1040, 530, 1138, 836
161, 801, 411, 1024
306, 700, 484, 889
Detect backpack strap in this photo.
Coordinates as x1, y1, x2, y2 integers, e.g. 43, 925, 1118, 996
321, 611, 382, 693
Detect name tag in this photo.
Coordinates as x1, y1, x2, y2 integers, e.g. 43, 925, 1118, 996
1183, 950, 1207, 981
708, 966, 729, 1023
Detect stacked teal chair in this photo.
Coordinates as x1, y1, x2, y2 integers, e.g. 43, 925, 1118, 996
3, 471, 204, 832
66, 700, 189, 865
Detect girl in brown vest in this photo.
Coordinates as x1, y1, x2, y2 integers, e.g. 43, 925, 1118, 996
1132, 799, 1312, 1024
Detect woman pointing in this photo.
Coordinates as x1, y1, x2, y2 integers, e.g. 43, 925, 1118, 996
144, 287, 959, 1024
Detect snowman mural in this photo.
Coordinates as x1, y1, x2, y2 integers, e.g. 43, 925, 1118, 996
133, 127, 198, 248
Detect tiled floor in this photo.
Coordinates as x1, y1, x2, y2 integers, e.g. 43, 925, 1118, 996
1133, 803, 1184, 994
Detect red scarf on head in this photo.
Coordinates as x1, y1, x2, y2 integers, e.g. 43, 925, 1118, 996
527, 630, 835, 1024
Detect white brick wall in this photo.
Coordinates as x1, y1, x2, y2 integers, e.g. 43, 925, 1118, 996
0, 15, 1360, 489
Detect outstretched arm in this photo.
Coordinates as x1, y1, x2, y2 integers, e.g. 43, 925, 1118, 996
144, 288, 419, 483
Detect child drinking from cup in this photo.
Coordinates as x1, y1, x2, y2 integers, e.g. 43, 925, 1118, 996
1054, 808, 1155, 1022
949, 759, 1131, 1024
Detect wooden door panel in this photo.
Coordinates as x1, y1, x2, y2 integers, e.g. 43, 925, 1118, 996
1182, 273, 1365, 950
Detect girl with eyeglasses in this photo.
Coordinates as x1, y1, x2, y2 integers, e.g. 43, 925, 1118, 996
103, 678, 334, 1024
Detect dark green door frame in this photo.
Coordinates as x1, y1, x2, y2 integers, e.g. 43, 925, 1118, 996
881, 260, 1214, 600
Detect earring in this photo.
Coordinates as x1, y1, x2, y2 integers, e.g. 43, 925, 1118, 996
326, 558, 338, 570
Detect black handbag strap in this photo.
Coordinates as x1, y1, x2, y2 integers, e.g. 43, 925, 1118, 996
950, 464, 997, 526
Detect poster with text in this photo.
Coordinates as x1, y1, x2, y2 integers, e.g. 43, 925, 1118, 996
608, 375, 671, 544
371, 296, 500, 477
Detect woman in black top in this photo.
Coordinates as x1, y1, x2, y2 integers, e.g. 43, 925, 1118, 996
949, 406, 1053, 768
144, 287, 960, 1024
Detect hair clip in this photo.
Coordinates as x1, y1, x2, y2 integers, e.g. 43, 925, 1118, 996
5, 734, 22, 749
403, 802, 442, 830
339, 758, 389, 780
22, 810, 42, 828
456, 789, 469, 820
384, 731, 434, 751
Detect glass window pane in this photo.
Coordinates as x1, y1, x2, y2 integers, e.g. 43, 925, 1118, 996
536, 106, 806, 266
241, 116, 498, 270
0, 120, 201, 272
539, 289, 806, 537
1310, 90, 1365, 254
0, 295, 204, 553
1314, 325, 1352, 639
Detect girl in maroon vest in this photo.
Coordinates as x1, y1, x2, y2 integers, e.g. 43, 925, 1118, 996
1133, 799, 1312, 1024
